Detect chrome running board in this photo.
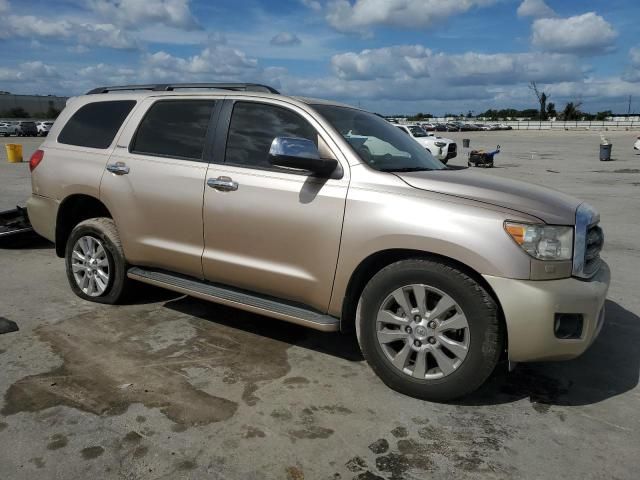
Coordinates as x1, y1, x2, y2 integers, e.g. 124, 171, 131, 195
127, 267, 340, 332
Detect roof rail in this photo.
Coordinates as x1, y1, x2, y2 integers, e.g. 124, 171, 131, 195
85, 83, 280, 95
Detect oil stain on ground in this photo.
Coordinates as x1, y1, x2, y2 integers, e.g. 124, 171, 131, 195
344, 410, 518, 479
2, 300, 297, 428
81, 446, 105, 460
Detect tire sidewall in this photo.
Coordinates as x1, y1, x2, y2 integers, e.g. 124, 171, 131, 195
359, 261, 498, 401
65, 222, 125, 304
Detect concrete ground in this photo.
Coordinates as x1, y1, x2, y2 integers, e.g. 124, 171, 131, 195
1, 132, 639, 480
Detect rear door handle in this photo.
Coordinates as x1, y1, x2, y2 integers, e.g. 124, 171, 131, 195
106, 162, 130, 175
207, 176, 238, 192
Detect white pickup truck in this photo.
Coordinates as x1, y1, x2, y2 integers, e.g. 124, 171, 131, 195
396, 124, 457, 164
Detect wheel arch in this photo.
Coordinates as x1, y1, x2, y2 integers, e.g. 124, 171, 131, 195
55, 194, 112, 257
339, 248, 507, 346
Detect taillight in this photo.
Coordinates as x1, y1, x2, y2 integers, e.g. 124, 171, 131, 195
29, 149, 44, 172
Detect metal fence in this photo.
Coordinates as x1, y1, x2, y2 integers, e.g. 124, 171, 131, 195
423, 119, 638, 131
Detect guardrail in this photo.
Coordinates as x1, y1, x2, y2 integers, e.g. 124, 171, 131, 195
419, 120, 638, 131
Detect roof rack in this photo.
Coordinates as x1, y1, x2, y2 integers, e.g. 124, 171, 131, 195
85, 83, 280, 95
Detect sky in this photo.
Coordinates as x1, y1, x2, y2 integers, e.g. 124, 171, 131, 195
0, 0, 638, 115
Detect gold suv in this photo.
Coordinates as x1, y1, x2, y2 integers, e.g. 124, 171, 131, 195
26, 83, 610, 401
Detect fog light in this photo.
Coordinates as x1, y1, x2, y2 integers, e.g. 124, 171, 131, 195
554, 314, 584, 339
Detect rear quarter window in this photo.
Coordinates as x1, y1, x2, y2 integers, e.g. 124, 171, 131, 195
130, 100, 216, 161
58, 100, 136, 149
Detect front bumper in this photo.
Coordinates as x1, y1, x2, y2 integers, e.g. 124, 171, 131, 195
483, 261, 610, 362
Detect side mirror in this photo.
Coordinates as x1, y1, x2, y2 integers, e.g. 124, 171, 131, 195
268, 137, 338, 176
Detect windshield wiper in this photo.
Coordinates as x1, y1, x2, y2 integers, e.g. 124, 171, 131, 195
380, 167, 434, 172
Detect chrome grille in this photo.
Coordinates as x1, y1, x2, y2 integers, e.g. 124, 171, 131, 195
584, 224, 604, 277
573, 203, 603, 278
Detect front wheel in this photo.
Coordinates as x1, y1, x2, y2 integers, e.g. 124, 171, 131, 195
358, 259, 503, 401
65, 218, 130, 304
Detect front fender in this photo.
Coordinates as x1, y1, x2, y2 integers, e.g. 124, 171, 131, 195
328, 184, 534, 317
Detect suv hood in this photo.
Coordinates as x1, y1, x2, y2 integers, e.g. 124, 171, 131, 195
397, 169, 580, 224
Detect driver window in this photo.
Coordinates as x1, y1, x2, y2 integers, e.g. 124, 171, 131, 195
225, 102, 318, 169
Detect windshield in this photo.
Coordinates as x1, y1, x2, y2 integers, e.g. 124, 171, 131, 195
408, 126, 427, 137
311, 104, 445, 172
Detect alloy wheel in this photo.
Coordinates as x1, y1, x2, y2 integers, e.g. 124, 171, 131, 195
376, 284, 470, 380
71, 235, 110, 297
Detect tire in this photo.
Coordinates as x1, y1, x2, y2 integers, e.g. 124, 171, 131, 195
65, 217, 130, 304
358, 258, 502, 401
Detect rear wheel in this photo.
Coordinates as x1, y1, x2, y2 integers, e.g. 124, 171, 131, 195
65, 218, 130, 304
358, 259, 503, 401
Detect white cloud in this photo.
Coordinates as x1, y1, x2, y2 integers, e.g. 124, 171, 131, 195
300, 0, 322, 11
0, 0, 10, 14
331, 45, 585, 85
332, 45, 431, 80
77, 23, 138, 50
630, 47, 640, 68
0, 14, 137, 49
325, 0, 496, 33
622, 47, 640, 82
86, 0, 199, 30
517, 0, 556, 19
140, 44, 259, 81
270, 32, 302, 46
531, 12, 617, 55
0, 15, 71, 38
0, 61, 59, 82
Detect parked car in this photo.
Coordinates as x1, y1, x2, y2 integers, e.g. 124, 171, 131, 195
434, 123, 448, 132
474, 124, 491, 131
0, 121, 18, 136
634, 136, 640, 151
395, 124, 457, 163
26, 82, 609, 402
497, 123, 513, 130
15, 120, 38, 137
36, 121, 54, 136
420, 122, 436, 131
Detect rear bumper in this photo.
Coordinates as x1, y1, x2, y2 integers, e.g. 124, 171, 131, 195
26, 194, 58, 242
483, 261, 610, 362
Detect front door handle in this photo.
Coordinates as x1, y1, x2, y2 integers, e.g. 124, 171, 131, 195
207, 176, 238, 192
106, 162, 130, 175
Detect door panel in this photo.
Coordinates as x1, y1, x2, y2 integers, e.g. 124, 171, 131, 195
100, 97, 217, 278
201, 99, 349, 312
101, 153, 208, 277
202, 165, 347, 311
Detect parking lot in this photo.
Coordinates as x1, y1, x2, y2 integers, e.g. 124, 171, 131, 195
1, 131, 639, 479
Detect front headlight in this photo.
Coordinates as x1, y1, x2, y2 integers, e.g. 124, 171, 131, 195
504, 222, 573, 261
434, 141, 447, 147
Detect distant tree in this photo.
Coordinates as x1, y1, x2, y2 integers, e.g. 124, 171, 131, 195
546, 102, 557, 118
45, 101, 61, 119
596, 110, 612, 121
529, 81, 550, 120
560, 100, 583, 121
4, 107, 30, 118
466, 110, 474, 118
408, 112, 433, 121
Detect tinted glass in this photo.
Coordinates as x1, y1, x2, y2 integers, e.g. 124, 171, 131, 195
313, 104, 445, 172
131, 100, 215, 160
225, 102, 317, 169
58, 100, 136, 149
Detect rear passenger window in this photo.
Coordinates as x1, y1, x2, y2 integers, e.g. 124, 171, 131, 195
58, 101, 136, 149
225, 102, 317, 169
131, 100, 215, 161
